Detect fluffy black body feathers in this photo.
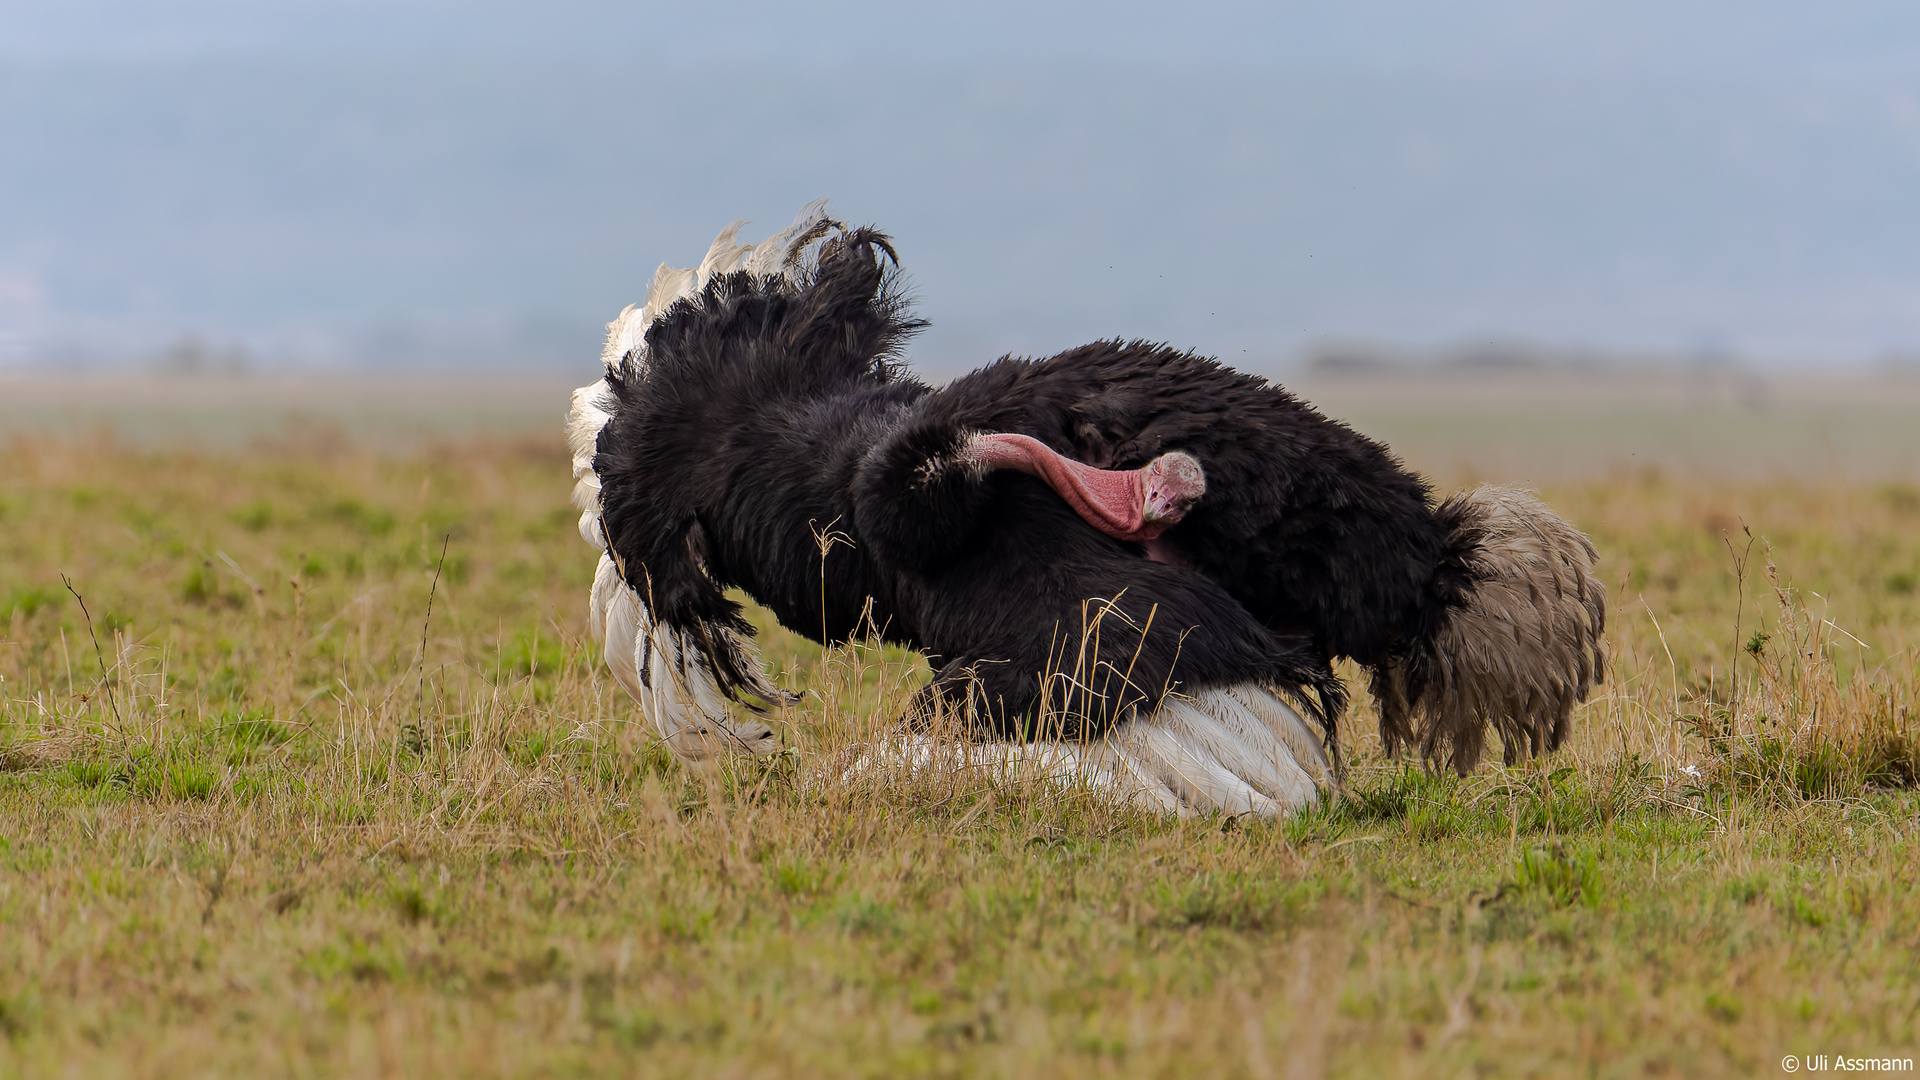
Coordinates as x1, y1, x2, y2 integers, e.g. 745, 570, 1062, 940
589, 220, 1605, 770
595, 229, 1340, 739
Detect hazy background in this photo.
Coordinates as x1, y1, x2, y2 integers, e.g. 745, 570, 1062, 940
5, 1, 1920, 377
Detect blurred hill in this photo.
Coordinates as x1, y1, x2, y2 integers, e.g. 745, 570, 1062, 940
7, 366, 1918, 483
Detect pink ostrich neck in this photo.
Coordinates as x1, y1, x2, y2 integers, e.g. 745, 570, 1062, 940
965, 433, 1169, 542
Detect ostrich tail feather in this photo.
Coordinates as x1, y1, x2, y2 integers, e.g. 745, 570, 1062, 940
1382, 485, 1607, 775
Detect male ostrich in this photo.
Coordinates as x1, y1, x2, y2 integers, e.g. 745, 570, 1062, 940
568, 205, 1606, 815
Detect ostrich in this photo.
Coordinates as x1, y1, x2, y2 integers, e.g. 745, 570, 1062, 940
567, 205, 1605, 815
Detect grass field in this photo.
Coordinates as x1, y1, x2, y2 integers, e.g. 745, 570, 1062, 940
2, 385, 1919, 1078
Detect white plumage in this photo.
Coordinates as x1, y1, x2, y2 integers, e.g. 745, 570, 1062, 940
853, 685, 1332, 816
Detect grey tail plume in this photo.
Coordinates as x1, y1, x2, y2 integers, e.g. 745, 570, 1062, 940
1373, 485, 1607, 775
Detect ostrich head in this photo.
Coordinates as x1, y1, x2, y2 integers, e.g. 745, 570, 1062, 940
1141, 451, 1206, 524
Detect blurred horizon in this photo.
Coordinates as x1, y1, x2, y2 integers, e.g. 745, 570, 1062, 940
5, 1, 1920, 377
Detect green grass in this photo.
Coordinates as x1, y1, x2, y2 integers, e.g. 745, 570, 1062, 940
1, 434, 1917, 1077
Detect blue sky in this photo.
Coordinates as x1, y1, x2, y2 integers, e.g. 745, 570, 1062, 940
4, 1, 1920, 373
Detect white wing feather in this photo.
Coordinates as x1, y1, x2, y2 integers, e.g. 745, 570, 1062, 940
588, 555, 778, 759
852, 685, 1333, 818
